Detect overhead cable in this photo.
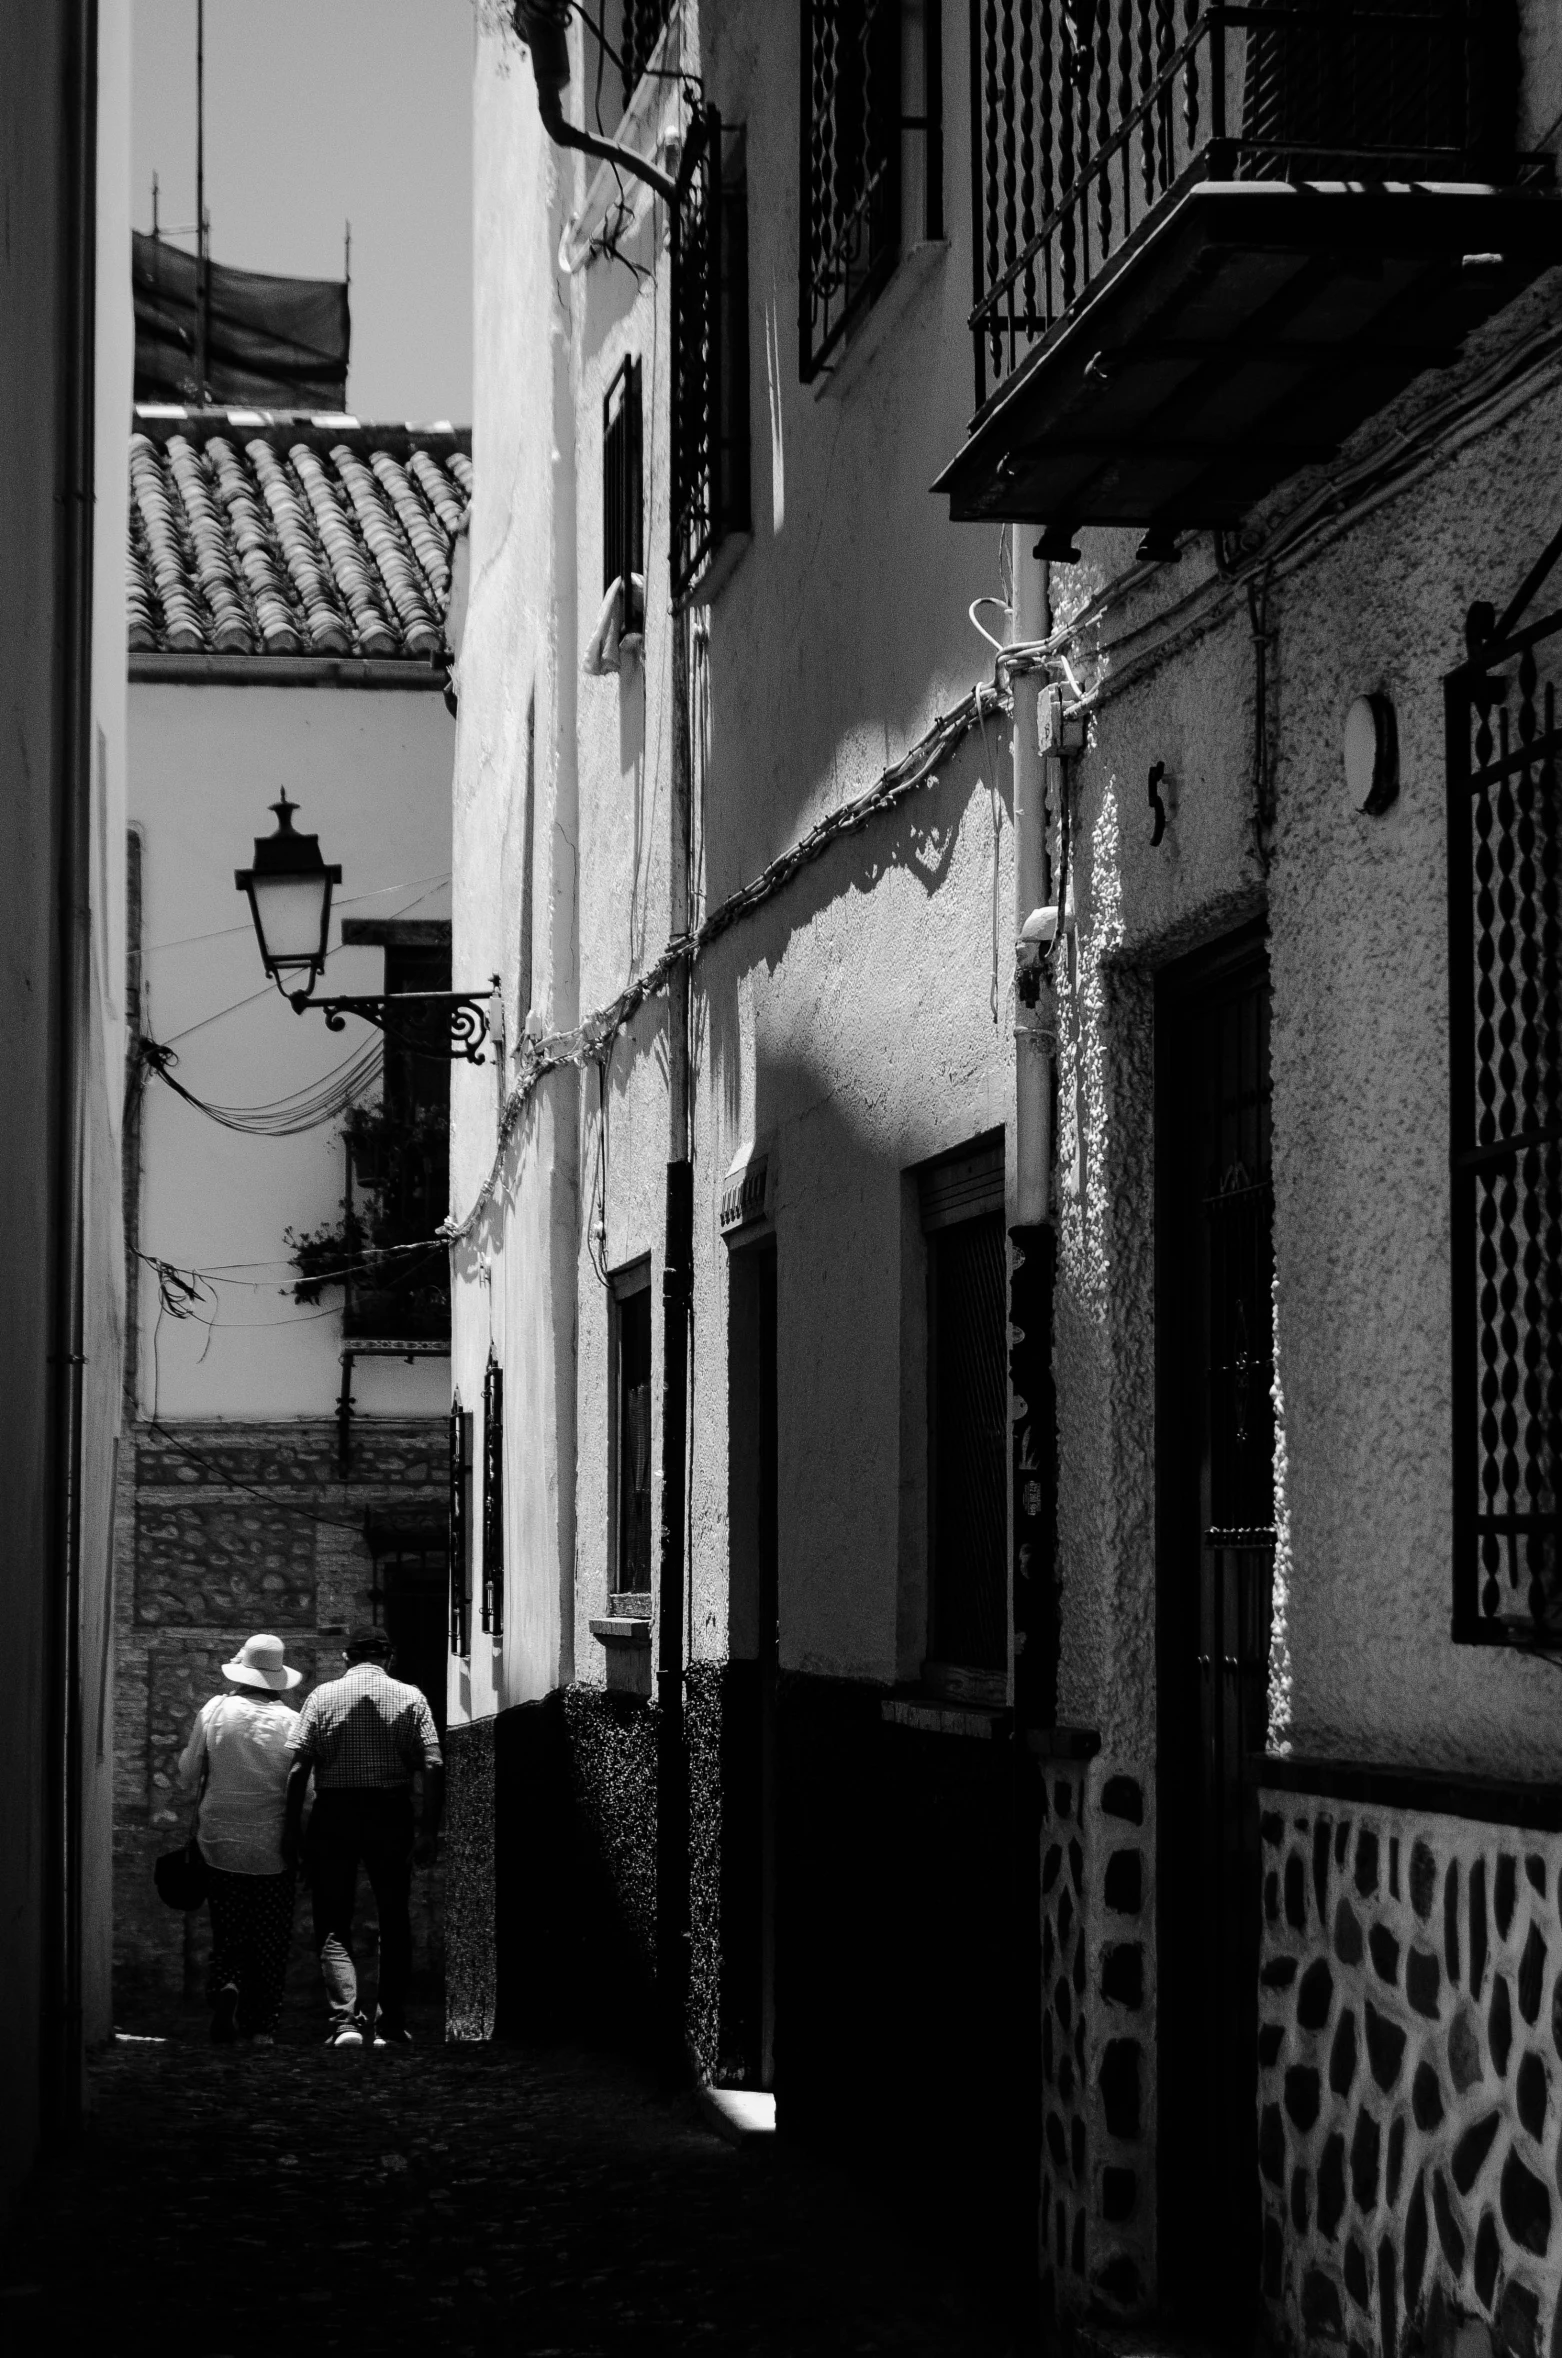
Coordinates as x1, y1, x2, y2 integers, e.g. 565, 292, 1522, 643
138, 1032, 383, 1135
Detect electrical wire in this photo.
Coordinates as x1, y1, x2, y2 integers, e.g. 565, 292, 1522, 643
444, 668, 1028, 1247
138, 1031, 383, 1136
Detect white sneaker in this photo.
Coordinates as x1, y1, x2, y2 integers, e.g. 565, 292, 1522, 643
324, 2024, 363, 2049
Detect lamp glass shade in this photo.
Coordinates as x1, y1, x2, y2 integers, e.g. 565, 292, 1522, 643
249, 872, 334, 974
235, 794, 342, 988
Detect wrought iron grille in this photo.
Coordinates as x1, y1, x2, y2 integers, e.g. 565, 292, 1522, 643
672, 107, 752, 599
620, 0, 675, 107
1447, 608, 1562, 1644
930, 1208, 1010, 1671
800, 1, 943, 381
616, 1280, 653, 1591
603, 355, 643, 624
968, 1, 1518, 412
481, 1351, 504, 1638
448, 1396, 471, 1655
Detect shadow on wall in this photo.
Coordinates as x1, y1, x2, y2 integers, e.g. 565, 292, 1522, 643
700, 722, 1008, 1147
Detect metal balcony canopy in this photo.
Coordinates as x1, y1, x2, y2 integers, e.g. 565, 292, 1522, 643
935, 1, 1562, 530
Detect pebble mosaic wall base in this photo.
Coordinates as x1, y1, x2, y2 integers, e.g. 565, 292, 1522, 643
1257, 1790, 1562, 2355
1040, 1753, 1156, 2318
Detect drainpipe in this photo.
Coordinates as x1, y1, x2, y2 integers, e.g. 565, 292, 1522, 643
1009, 541, 1056, 1730
1007, 540, 1055, 2337
657, 603, 694, 2067
42, 0, 99, 2151
512, 2, 678, 203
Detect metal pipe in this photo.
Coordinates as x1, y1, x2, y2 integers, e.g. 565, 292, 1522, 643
42, 0, 99, 2151
1011, 543, 1054, 1227
514, 2, 678, 204
195, 0, 207, 397
656, 593, 694, 2062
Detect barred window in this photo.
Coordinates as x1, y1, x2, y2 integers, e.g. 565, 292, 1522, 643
921, 1137, 1008, 1678
613, 1261, 654, 1596
482, 1350, 504, 1638
619, 0, 674, 104
603, 356, 644, 631
1448, 610, 1562, 1644
799, 0, 942, 383
448, 1395, 472, 1656
672, 106, 751, 600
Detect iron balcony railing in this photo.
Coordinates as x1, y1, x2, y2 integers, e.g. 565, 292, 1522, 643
968, 0, 1519, 412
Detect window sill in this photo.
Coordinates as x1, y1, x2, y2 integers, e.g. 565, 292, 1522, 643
810, 241, 949, 405
675, 530, 751, 615
589, 1608, 651, 1699
881, 1697, 1007, 1741
589, 1614, 650, 1646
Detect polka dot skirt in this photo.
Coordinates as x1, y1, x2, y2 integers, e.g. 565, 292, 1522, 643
205, 1865, 297, 2035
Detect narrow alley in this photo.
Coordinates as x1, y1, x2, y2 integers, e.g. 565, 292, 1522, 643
1, 2030, 1012, 2356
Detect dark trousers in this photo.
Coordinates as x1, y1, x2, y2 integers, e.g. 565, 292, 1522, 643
306, 1788, 415, 2029
205, 1865, 296, 2035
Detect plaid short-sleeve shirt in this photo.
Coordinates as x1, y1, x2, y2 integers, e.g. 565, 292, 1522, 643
287, 1663, 442, 1790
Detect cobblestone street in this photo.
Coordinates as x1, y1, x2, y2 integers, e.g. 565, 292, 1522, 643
1, 2028, 1015, 2356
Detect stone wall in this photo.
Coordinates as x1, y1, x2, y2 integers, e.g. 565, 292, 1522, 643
1257, 1781, 1562, 2356
1041, 1749, 1156, 2322
114, 1417, 448, 2030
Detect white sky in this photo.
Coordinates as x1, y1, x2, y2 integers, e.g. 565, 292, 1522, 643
130, 0, 474, 424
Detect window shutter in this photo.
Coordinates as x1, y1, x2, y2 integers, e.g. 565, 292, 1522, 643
481, 1352, 504, 1638
448, 1396, 471, 1656
919, 1135, 1005, 1232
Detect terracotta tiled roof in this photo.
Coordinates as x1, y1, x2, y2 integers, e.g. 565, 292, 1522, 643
127, 407, 472, 662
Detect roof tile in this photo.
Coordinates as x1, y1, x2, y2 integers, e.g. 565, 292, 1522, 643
126, 408, 470, 663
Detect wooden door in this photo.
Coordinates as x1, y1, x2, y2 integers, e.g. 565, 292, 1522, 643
1157, 930, 1274, 2336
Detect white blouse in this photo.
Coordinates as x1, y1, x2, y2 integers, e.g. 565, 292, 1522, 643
178, 1691, 297, 1874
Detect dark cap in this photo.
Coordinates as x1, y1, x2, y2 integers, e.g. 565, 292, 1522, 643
344, 1625, 392, 1663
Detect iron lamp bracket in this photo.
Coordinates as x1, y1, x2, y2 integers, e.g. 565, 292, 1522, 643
284, 981, 500, 1065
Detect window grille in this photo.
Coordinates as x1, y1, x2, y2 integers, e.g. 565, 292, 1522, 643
967, 1, 1518, 413
448, 1396, 471, 1655
799, 0, 943, 383
672, 106, 752, 600
1447, 607, 1562, 1644
620, 0, 675, 108
481, 1350, 504, 1637
614, 1268, 654, 1593
603, 356, 644, 632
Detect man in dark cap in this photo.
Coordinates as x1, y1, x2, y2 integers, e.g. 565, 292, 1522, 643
283, 1626, 443, 2048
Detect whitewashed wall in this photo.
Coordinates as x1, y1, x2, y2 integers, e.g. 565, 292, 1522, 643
131, 681, 453, 1422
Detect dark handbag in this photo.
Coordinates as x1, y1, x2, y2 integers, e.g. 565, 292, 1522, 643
154, 1832, 209, 1911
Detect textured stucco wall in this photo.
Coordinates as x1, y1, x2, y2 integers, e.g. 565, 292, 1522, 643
1049, 361, 1562, 1783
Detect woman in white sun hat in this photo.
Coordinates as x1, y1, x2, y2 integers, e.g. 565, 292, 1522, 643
177, 1633, 304, 2044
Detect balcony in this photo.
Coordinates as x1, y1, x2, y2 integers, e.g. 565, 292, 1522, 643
935, 2, 1562, 534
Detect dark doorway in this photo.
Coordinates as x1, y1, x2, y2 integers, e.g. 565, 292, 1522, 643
372, 1544, 451, 1742
726, 1237, 777, 2087
1156, 925, 1274, 2338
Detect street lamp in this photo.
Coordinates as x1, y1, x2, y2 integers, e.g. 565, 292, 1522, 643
236, 793, 496, 1064
236, 794, 340, 993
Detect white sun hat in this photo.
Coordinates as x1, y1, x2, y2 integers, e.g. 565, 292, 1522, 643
221, 1633, 303, 1692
